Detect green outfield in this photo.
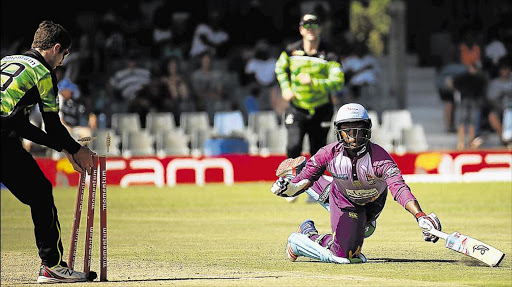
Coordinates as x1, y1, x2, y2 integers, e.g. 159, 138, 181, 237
1, 182, 511, 286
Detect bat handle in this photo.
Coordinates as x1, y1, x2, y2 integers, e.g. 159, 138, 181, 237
424, 228, 449, 240
304, 188, 330, 212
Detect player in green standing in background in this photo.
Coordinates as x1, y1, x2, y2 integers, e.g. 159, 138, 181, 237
1, 20, 95, 283
275, 12, 344, 202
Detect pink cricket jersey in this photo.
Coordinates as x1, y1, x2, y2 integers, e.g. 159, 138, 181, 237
292, 141, 417, 209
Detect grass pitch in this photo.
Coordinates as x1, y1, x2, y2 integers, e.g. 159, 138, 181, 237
2, 182, 511, 286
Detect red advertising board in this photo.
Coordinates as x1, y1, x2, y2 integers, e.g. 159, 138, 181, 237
37, 150, 511, 187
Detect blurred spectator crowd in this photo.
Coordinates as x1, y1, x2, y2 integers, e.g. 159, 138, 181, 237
0, 2, 315, 132
1, 1, 376, 156
2, 0, 511, 155
434, 22, 512, 150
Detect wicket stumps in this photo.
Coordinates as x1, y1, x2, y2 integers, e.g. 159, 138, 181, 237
68, 155, 107, 281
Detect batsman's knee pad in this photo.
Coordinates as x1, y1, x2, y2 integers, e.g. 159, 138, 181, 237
287, 232, 350, 264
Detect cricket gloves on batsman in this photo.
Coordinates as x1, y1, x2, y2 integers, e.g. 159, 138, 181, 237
416, 212, 442, 243
271, 176, 310, 197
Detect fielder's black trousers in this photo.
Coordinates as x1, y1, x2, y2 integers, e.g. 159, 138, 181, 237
285, 103, 334, 158
1, 135, 64, 267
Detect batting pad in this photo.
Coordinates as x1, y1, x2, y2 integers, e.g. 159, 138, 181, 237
287, 232, 350, 264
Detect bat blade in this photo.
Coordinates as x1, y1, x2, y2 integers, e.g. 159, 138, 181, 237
444, 231, 505, 267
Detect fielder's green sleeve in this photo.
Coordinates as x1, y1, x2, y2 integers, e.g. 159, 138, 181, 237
1, 50, 80, 153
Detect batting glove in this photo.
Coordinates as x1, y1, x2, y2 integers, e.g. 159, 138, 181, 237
416, 212, 442, 243
271, 176, 310, 197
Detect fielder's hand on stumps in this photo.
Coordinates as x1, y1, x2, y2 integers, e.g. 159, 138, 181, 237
416, 212, 442, 243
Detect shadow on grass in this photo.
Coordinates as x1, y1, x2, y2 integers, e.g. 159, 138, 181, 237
12, 276, 283, 285
107, 275, 281, 283
370, 258, 458, 263
283, 258, 459, 264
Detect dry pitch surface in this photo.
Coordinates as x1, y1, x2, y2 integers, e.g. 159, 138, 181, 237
2, 182, 511, 286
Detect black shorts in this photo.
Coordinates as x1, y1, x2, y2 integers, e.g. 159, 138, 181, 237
456, 98, 481, 127
438, 88, 454, 102
284, 103, 334, 157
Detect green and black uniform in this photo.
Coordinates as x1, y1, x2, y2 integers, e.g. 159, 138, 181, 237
275, 40, 344, 158
275, 40, 344, 157
1, 49, 81, 267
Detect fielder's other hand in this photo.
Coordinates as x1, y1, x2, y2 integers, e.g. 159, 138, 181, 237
72, 146, 96, 175
63, 149, 83, 173
297, 73, 312, 85
282, 89, 295, 101
417, 212, 442, 243
271, 176, 310, 197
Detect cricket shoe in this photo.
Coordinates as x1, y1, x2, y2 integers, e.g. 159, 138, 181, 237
297, 219, 318, 237
357, 252, 368, 263
349, 252, 368, 263
37, 263, 87, 283
287, 221, 318, 261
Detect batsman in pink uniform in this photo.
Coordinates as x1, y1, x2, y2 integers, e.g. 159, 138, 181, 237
271, 103, 443, 263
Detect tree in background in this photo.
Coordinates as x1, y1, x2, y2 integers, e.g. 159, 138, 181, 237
350, 0, 391, 56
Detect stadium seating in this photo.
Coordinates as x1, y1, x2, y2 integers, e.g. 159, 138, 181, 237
180, 112, 210, 135
402, 124, 429, 152
327, 126, 336, 144
121, 130, 155, 157
190, 129, 212, 156
180, 112, 211, 155
213, 110, 246, 138
110, 107, 429, 156
156, 129, 190, 156
368, 110, 380, 129
111, 113, 141, 135
146, 112, 177, 136
248, 111, 280, 134
259, 126, 287, 156
302, 133, 310, 155
380, 109, 414, 151
205, 100, 232, 124
203, 138, 249, 156
370, 127, 393, 152
91, 128, 121, 156
247, 111, 280, 154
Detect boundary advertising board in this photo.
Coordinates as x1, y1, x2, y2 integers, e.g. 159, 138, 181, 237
35, 151, 511, 187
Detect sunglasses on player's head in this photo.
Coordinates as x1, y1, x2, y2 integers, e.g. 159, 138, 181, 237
301, 23, 319, 30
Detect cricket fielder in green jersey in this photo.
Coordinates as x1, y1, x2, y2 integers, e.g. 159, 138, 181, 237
1, 20, 96, 283
275, 13, 344, 159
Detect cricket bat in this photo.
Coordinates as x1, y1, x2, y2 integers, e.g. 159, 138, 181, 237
428, 228, 505, 267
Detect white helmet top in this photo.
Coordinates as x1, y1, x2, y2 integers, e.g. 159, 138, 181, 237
334, 103, 372, 127
334, 103, 372, 150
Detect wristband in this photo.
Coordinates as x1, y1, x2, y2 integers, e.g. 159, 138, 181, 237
415, 212, 426, 220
